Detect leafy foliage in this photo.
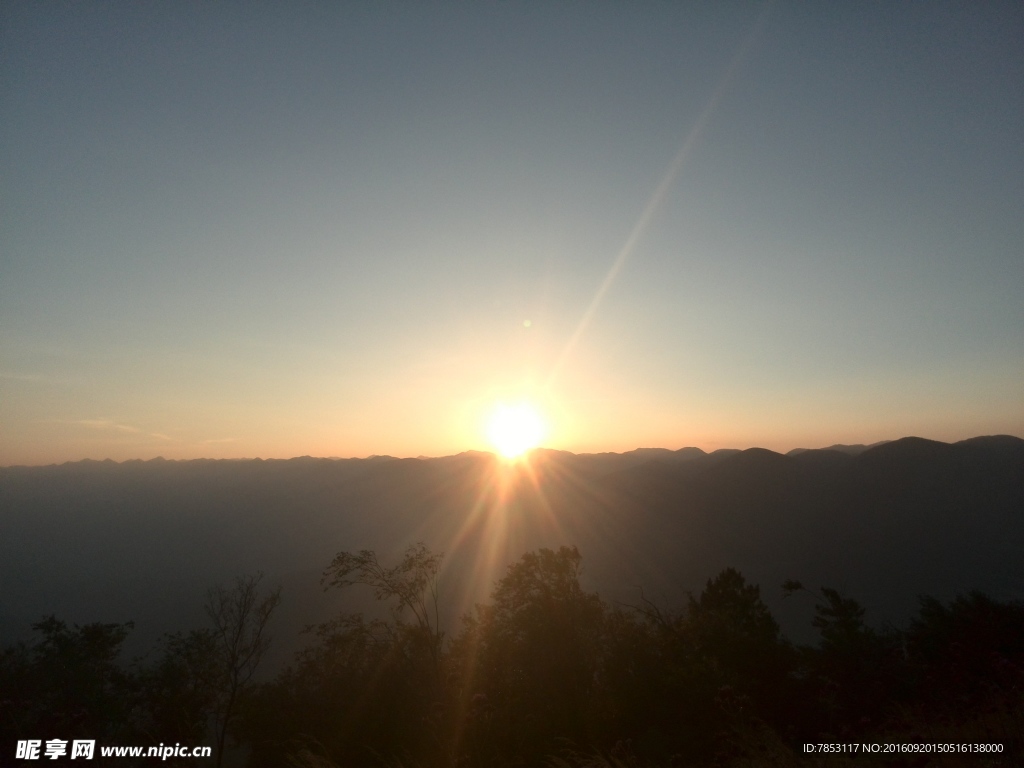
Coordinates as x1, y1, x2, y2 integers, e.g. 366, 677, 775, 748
6, 546, 1024, 767
452, 546, 606, 763
322, 543, 443, 638
240, 544, 448, 766
0, 617, 136, 744
134, 628, 220, 745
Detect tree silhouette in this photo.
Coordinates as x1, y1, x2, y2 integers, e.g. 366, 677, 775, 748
784, 580, 901, 736
453, 546, 606, 761
11, 539, 1024, 768
237, 544, 449, 766
0, 617, 136, 744
135, 628, 221, 746
322, 542, 444, 672
907, 591, 1024, 712
205, 572, 281, 768
640, 568, 793, 760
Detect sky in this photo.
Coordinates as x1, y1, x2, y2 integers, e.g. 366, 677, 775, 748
1, 2, 1022, 465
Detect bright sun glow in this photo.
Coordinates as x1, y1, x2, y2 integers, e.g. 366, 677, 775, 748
486, 402, 546, 459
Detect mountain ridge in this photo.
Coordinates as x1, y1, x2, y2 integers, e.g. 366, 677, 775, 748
1, 435, 1021, 660
8, 433, 1020, 470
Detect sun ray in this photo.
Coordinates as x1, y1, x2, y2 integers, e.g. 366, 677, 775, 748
545, 1, 773, 388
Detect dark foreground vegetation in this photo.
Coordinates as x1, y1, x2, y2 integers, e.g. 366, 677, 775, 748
4, 436, 1022, 660
2, 544, 1022, 767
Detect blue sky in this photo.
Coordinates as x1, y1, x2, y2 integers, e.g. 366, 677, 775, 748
1, 2, 1021, 464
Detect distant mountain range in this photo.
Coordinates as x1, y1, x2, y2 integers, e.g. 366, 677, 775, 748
2, 435, 1021, 663
786, 440, 891, 455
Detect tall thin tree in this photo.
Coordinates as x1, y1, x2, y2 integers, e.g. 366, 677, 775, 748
205, 572, 281, 768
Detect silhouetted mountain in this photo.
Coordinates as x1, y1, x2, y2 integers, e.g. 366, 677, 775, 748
1, 436, 1021, 658
787, 440, 890, 456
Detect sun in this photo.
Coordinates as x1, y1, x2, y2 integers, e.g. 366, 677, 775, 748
486, 402, 546, 459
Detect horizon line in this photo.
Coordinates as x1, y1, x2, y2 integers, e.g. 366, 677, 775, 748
3, 433, 1022, 469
